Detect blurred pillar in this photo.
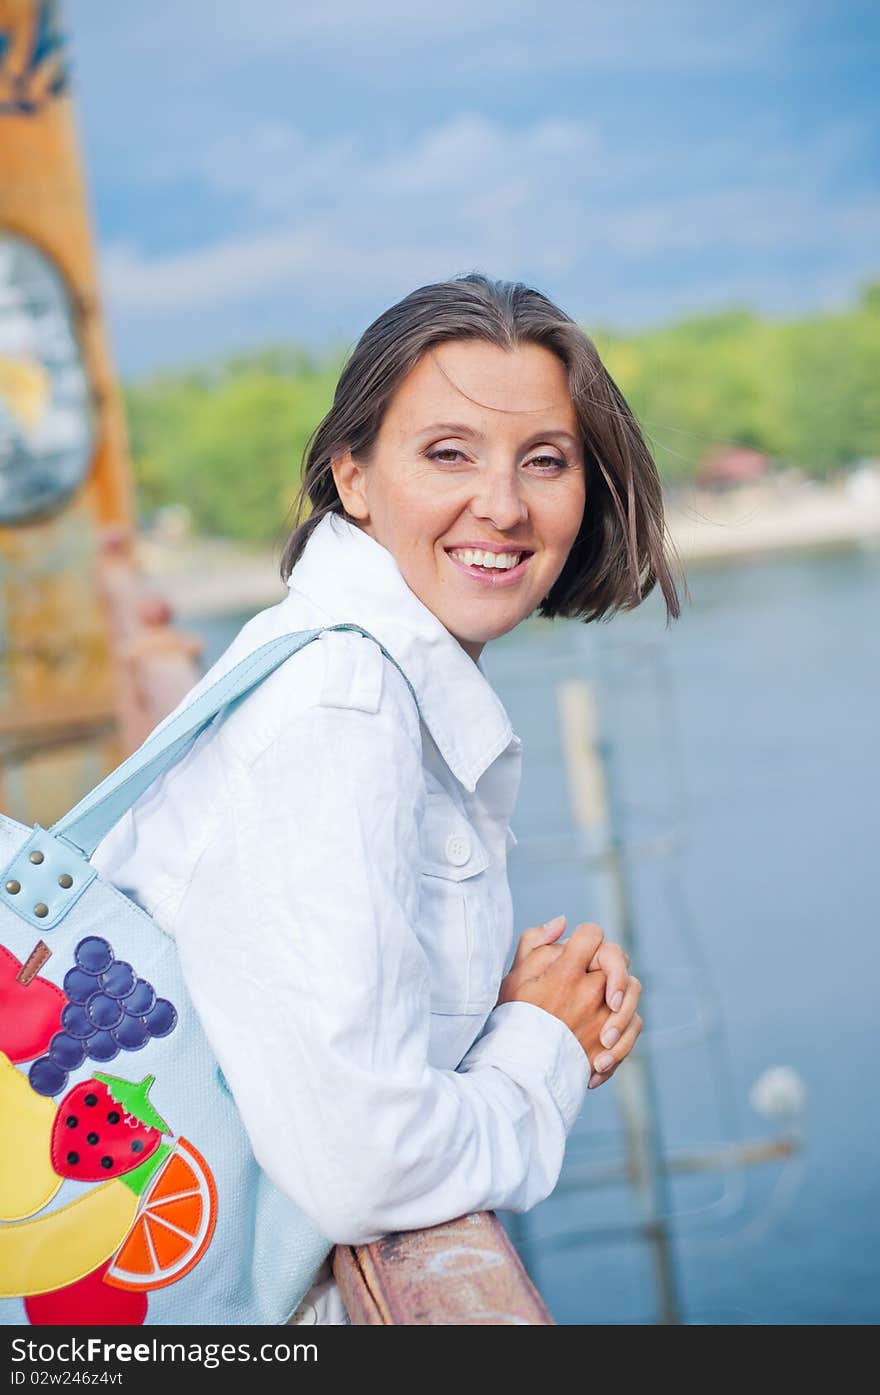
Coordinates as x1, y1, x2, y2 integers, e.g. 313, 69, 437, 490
0, 1, 200, 826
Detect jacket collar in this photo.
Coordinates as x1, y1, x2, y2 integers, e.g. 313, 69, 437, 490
284, 511, 520, 792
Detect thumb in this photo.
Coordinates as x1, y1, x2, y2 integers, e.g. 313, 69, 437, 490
542, 914, 567, 940
512, 914, 567, 968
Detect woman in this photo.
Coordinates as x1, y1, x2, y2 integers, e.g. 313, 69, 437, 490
92, 273, 683, 1324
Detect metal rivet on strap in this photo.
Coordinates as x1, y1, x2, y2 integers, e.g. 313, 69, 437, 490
34, 903, 49, 918
5, 880, 20, 895
29, 850, 45, 865
58, 874, 73, 889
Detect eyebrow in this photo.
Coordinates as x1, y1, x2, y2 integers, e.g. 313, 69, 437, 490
417, 421, 580, 448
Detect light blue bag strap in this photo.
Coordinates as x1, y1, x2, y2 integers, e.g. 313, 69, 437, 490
51, 623, 419, 859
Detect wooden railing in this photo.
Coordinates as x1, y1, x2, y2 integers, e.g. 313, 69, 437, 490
332, 1212, 554, 1325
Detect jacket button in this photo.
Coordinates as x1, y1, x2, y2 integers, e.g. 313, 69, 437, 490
445, 833, 471, 866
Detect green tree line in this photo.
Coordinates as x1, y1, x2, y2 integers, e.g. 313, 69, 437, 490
123, 284, 880, 543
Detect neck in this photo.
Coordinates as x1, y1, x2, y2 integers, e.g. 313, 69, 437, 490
458, 638, 485, 664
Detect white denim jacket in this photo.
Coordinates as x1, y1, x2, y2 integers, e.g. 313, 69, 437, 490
92, 511, 591, 1324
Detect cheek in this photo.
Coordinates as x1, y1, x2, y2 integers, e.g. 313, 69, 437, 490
565, 506, 586, 552
414, 500, 466, 551
394, 510, 449, 578
545, 485, 586, 554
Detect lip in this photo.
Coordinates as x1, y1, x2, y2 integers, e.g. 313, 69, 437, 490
444, 545, 534, 588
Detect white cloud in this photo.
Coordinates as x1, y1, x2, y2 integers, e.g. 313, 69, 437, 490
588, 187, 880, 256
102, 232, 321, 311
100, 109, 879, 323
373, 115, 598, 195
101, 115, 602, 311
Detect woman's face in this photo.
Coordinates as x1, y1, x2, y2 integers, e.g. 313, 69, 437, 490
332, 339, 586, 661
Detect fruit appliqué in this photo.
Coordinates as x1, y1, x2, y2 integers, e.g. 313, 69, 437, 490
0, 942, 65, 1064
106, 1137, 218, 1292
24, 1260, 148, 1326
0, 1051, 63, 1221
29, 935, 178, 1097
51, 1074, 169, 1183
0, 925, 217, 1317
0, 1178, 139, 1299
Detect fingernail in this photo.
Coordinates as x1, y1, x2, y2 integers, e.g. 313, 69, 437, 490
594, 1051, 615, 1073
611, 990, 624, 1012
600, 1025, 620, 1050
543, 914, 566, 933
588, 1073, 602, 1089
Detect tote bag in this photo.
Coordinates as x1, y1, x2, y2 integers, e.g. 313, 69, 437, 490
0, 623, 419, 1325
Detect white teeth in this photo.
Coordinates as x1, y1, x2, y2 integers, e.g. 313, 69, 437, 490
448, 548, 523, 570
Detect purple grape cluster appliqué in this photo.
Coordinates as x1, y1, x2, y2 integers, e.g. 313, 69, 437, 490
28, 936, 177, 1097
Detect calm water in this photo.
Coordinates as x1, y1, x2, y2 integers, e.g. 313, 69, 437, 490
191, 544, 880, 1325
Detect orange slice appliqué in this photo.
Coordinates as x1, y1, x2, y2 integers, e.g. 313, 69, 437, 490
104, 1137, 217, 1292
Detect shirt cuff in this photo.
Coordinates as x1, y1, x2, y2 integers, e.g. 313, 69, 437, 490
462, 1000, 591, 1132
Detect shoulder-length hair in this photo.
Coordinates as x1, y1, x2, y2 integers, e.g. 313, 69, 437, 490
279, 273, 685, 624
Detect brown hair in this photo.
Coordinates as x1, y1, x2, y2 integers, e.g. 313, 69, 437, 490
279, 272, 686, 624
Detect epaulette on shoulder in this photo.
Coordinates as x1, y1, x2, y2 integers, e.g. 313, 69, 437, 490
316, 628, 385, 714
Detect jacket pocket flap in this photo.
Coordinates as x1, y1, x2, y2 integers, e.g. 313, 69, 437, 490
420, 796, 490, 881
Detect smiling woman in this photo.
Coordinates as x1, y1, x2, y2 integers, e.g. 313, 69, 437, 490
281, 274, 684, 632
91, 272, 684, 1327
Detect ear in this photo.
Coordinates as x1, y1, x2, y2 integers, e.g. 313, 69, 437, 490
331, 448, 370, 523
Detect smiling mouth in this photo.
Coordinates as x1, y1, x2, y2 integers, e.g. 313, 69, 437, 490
445, 547, 532, 571
443, 546, 534, 587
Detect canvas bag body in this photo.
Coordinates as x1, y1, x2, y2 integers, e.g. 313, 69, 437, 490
0, 624, 419, 1325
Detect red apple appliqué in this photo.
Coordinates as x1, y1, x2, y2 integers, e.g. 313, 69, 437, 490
24, 1260, 148, 1326
0, 942, 65, 1064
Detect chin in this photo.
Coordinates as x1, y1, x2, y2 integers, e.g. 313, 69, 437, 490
461, 622, 519, 648
443, 604, 531, 649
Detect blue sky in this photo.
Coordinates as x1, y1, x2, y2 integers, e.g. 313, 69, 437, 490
66, 0, 879, 378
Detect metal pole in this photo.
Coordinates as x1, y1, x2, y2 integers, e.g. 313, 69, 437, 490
557, 678, 683, 1325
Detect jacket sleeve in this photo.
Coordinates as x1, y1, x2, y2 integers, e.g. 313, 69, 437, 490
168, 668, 590, 1246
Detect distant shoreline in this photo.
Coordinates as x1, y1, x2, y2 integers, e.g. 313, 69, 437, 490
665, 476, 880, 565
138, 477, 880, 620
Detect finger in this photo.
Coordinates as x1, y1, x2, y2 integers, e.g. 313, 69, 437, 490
510, 943, 566, 983
561, 921, 604, 969
501, 945, 566, 1000
512, 915, 567, 967
597, 975, 642, 1051
588, 941, 631, 1013
590, 1055, 622, 1089
589, 1011, 643, 1084
588, 1067, 615, 1089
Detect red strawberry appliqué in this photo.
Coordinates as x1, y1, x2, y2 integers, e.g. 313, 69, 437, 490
51, 1073, 170, 1183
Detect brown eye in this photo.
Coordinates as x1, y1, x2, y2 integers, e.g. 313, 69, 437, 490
527, 455, 566, 471
427, 448, 467, 463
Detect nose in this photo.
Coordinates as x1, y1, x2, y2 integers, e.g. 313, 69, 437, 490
469, 461, 528, 531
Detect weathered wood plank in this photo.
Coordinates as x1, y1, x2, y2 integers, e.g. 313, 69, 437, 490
332, 1211, 555, 1325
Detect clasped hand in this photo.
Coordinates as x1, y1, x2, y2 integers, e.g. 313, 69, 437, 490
496, 916, 642, 1090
